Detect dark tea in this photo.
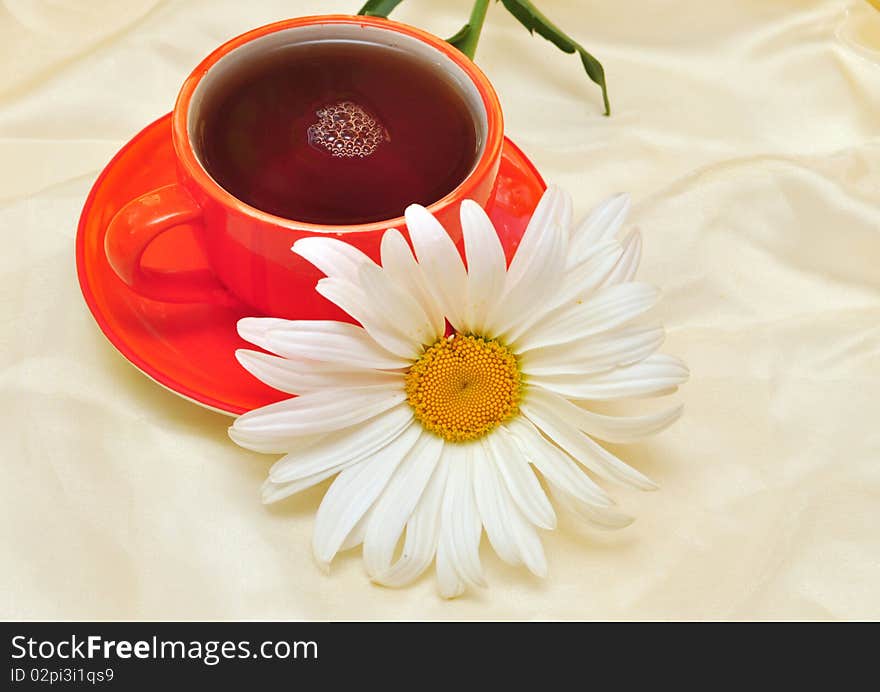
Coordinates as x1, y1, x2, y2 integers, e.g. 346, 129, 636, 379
197, 40, 480, 225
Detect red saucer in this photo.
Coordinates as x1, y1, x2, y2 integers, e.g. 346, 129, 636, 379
76, 114, 546, 416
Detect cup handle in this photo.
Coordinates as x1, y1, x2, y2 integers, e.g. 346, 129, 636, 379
104, 183, 232, 304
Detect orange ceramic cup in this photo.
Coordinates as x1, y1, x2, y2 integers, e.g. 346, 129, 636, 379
103, 15, 504, 320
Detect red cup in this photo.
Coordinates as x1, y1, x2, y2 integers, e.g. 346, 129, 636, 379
104, 15, 504, 320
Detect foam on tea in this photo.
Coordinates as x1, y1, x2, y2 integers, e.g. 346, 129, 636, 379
196, 40, 480, 225
307, 101, 389, 158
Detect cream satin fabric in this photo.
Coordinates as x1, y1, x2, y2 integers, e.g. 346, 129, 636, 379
2, 0, 879, 620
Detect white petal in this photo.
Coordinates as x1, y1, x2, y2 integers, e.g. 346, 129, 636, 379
473, 442, 547, 577
505, 417, 613, 508
257, 411, 414, 508
292, 237, 377, 282
547, 480, 634, 530
507, 186, 571, 283
520, 324, 665, 377
229, 410, 326, 455
362, 431, 443, 578
340, 506, 373, 551
256, 320, 409, 370
380, 229, 445, 337
503, 240, 623, 345
570, 193, 630, 261
231, 426, 327, 456
472, 443, 521, 565
358, 263, 438, 348
268, 404, 413, 482
507, 505, 548, 578
435, 533, 465, 599
460, 200, 507, 334
485, 186, 572, 340
599, 227, 642, 287
404, 204, 468, 330
312, 424, 421, 566
261, 469, 333, 504
552, 238, 623, 307
316, 278, 420, 359
526, 386, 683, 443
374, 453, 450, 588
521, 398, 658, 490
531, 354, 690, 400
488, 429, 556, 530
517, 282, 659, 353
237, 317, 298, 351
230, 387, 406, 449
489, 222, 568, 340
438, 444, 485, 589
236, 349, 403, 395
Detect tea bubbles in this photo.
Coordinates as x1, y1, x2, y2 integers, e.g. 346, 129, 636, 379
307, 101, 390, 159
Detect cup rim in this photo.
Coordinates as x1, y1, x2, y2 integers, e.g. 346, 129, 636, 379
172, 14, 504, 234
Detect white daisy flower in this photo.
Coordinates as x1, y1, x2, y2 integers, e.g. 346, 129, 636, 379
230, 186, 688, 598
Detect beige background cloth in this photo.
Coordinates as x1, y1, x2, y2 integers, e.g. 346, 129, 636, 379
2, 0, 879, 620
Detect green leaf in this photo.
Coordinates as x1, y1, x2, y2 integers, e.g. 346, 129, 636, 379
447, 23, 473, 51
447, 0, 489, 60
497, 0, 610, 115
578, 49, 609, 116
357, 0, 405, 18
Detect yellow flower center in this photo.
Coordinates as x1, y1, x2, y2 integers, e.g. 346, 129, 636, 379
405, 334, 521, 443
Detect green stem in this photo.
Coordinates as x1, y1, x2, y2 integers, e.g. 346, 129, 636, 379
357, 0, 404, 18
456, 0, 490, 60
